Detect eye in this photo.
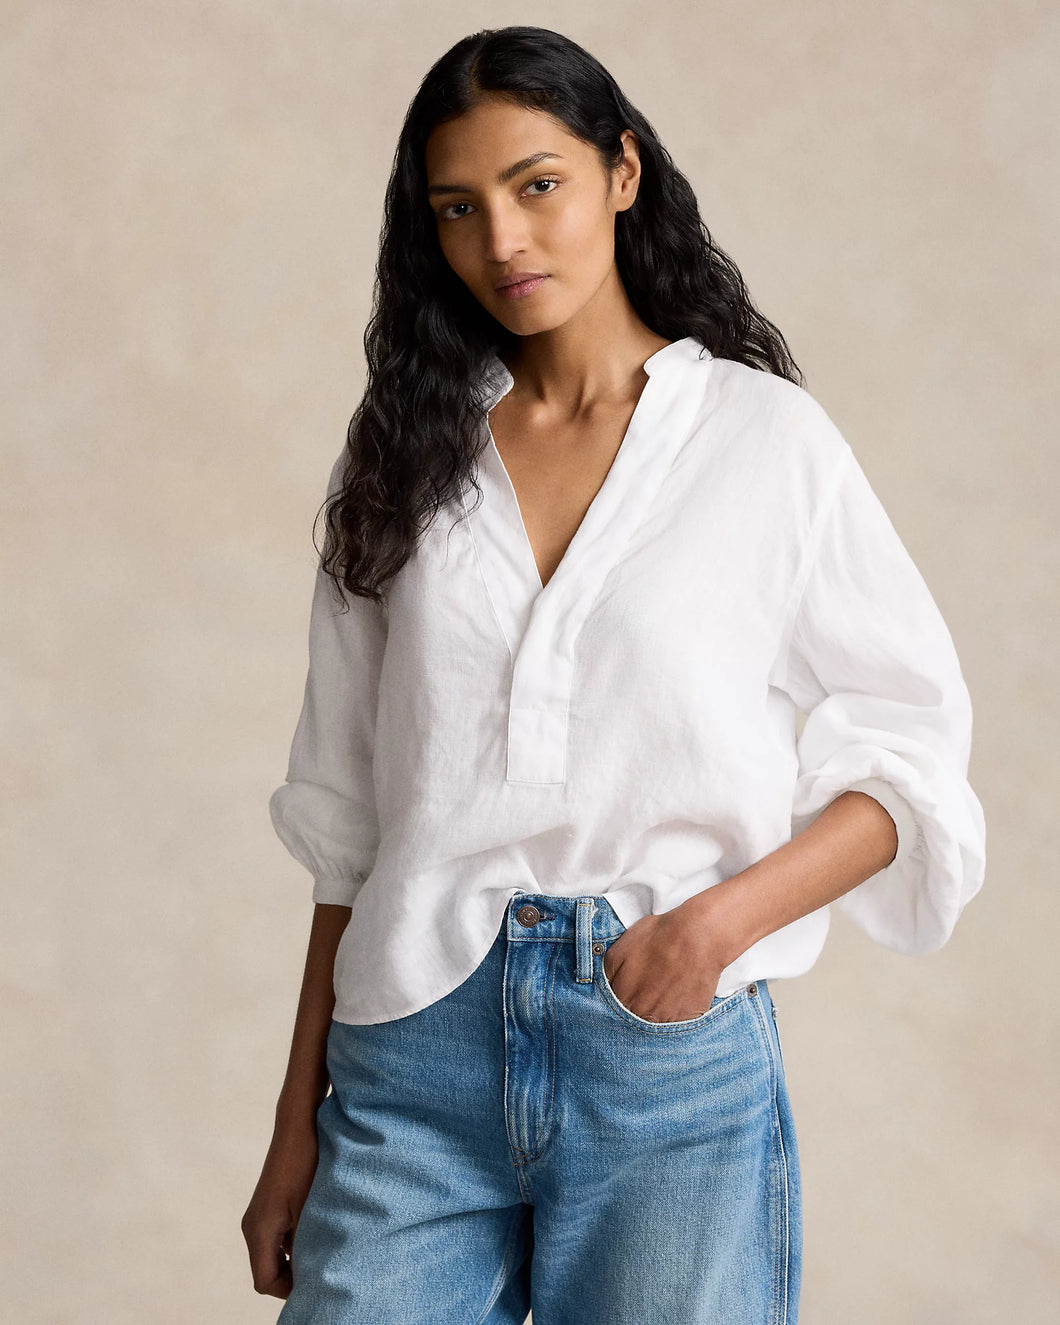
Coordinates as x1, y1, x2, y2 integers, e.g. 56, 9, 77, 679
437, 175, 562, 222
525, 175, 561, 196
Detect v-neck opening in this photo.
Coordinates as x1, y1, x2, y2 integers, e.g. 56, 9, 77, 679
462, 334, 712, 782
483, 337, 697, 599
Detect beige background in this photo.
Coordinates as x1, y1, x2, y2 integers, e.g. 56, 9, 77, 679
3, 1, 1057, 1320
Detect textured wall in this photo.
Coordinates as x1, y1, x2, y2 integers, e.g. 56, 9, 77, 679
3, 1, 1056, 1320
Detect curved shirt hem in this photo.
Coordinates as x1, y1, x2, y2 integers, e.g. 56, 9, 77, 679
328, 885, 832, 1026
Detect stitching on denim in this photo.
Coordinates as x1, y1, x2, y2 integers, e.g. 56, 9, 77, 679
500, 927, 534, 1203
769, 1027, 784, 1323
772, 1071, 793, 1323
751, 994, 790, 1325
521, 941, 559, 1163
595, 962, 747, 1035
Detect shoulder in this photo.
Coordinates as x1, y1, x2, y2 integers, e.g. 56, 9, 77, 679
705, 357, 845, 446
703, 357, 853, 483
678, 357, 855, 542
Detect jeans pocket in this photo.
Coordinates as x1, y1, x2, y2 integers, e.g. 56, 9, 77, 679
595, 954, 746, 1034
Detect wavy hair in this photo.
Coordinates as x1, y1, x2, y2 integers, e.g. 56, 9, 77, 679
316, 25, 803, 607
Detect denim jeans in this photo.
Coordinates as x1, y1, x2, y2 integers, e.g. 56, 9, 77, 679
278, 892, 802, 1323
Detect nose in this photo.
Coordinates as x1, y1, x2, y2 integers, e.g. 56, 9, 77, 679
480, 202, 529, 266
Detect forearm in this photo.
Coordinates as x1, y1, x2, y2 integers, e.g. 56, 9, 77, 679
689, 790, 900, 966
274, 902, 351, 1131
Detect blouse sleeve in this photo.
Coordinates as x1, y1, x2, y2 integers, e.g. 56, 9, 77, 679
268, 453, 388, 907
772, 441, 986, 955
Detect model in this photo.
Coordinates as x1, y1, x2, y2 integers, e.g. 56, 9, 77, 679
242, 24, 986, 1325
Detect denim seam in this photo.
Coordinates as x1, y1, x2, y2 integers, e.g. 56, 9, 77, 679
514, 941, 560, 1164
772, 1072, 793, 1325
500, 927, 534, 1203
751, 992, 791, 1325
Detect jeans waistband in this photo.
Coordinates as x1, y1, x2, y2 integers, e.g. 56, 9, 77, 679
504, 892, 626, 984
501, 892, 765, 1010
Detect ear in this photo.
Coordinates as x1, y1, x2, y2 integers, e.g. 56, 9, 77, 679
612, 128, 642, 213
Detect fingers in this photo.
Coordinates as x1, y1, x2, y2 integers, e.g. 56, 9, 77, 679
243, 1214, 295, 1299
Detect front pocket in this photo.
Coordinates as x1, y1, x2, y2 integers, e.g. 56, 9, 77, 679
596, 960, 747, 1035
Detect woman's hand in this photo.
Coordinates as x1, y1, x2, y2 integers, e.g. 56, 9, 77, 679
241, 1116, 320, 1299
602, 895, 738, 1023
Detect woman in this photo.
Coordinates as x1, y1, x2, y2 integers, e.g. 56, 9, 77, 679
242, 25, 986, 1325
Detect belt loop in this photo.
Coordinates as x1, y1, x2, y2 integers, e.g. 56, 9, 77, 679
575, 897, 595, 983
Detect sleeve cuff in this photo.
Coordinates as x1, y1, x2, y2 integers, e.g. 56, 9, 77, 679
844, 776, 921, 871
310, 875, 367, 907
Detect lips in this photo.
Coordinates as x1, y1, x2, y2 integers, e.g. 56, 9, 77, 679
495, 271, 546, 290
495, 274, 549, 299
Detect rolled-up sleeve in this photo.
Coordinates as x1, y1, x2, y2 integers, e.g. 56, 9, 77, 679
775, 441, 986, 954
268, 454, 388, 907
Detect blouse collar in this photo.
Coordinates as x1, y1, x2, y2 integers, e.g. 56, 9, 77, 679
477, 335, 708, 414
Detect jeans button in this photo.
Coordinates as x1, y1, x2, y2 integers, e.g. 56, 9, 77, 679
591, 942, 604, 954
747, 982, 758, 997
515, 904, 542, 927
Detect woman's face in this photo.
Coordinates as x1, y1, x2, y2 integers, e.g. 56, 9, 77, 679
425, 96, 640, 335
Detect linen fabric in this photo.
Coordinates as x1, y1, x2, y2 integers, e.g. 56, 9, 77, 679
268, 336, 986, 1025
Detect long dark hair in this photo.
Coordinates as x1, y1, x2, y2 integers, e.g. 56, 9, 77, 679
317, 25, 803, 608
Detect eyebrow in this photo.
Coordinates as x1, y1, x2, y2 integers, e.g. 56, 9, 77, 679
427, 152, 565, 198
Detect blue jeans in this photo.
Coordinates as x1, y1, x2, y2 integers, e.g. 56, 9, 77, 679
279, 893, 802, 1323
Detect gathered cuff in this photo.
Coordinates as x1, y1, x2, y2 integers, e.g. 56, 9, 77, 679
310, 874, 368, 908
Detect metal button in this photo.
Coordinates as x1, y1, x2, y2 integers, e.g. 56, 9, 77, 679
747, 982, 758, 996
591, 942, 604, 954
515, 903, 542, 927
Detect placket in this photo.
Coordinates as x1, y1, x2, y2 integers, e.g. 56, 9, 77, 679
467, 338, 711, 786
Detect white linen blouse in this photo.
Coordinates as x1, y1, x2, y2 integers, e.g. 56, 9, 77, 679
269, 335, 986, 1025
